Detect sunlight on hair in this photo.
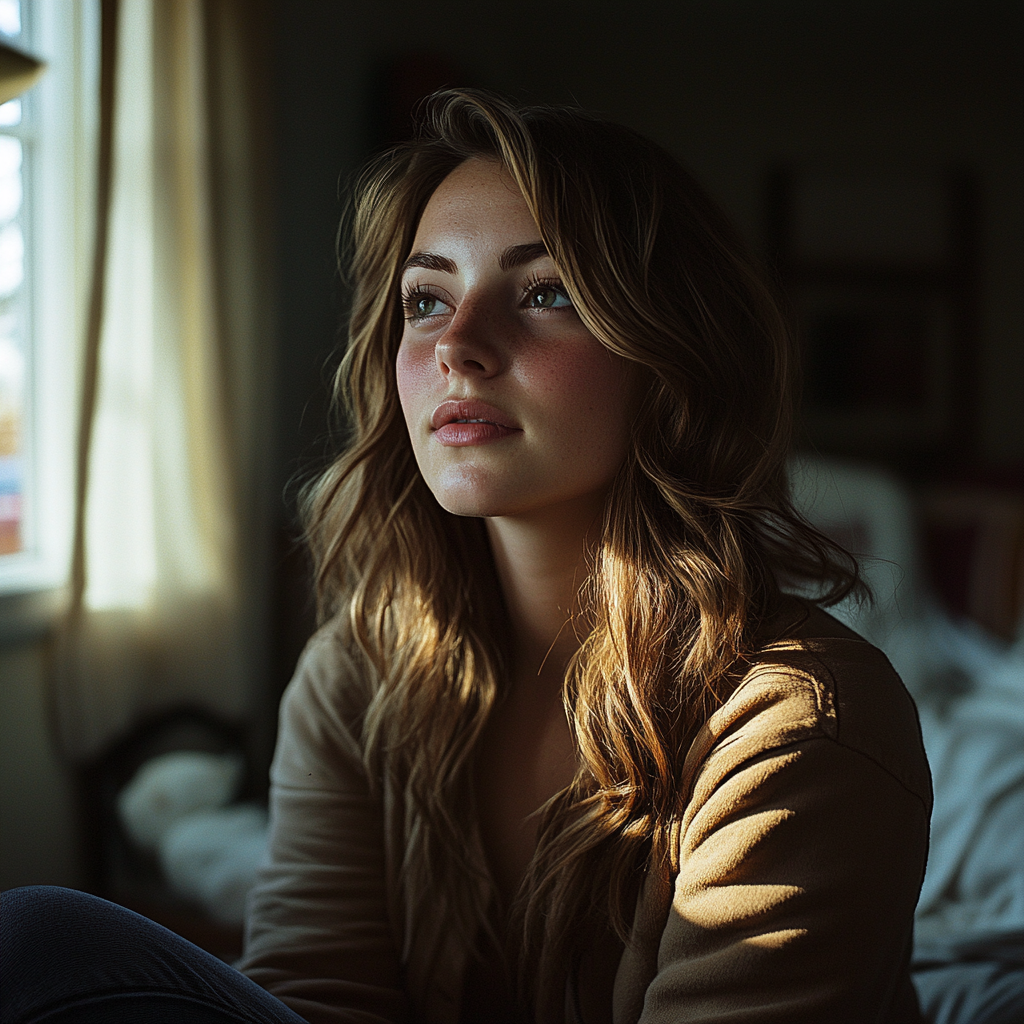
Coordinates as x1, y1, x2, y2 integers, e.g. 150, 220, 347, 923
302, 89, 865, 1008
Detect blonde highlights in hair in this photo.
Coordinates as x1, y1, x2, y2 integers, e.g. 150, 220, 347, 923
302, 90, 861, 1005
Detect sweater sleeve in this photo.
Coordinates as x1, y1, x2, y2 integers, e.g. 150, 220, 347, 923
238, 632, 410, 1024
638, 738, 928, 1023
622, 646, 931, 1024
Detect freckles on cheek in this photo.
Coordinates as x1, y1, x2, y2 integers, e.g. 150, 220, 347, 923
544, 345, 634, 463
521, 346, 593, 401
544, 346, 626, 412
395, 343, 436, 423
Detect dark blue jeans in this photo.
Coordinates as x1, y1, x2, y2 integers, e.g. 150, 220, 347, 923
0, 887, 307, 1024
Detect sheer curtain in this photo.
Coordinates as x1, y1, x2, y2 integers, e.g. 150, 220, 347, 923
52, 0, 274, 760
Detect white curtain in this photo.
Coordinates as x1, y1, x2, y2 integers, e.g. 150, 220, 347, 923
53, 0, 274, 760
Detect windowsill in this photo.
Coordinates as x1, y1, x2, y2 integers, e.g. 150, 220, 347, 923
0, 585, 66, 647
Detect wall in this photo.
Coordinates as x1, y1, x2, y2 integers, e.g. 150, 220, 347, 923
0, 635, 80, 889
272, 0, 1023, 494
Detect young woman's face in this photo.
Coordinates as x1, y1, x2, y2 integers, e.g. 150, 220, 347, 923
396, 157, 635, 522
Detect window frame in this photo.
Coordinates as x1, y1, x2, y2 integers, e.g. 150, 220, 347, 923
0, 0, 98, 636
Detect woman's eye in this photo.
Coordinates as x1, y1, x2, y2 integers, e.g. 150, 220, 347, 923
404, 291, 451, 321
527, 285, 572, 310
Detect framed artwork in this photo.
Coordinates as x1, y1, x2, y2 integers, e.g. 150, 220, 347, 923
764, 170, 978, 468
798, 284, 956, 448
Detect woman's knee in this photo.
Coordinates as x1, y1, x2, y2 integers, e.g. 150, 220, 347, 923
1, 886, 304, 1024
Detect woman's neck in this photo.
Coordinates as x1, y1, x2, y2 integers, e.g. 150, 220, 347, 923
485, 494, 604, 679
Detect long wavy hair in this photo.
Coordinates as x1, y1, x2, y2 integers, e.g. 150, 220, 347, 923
302, 89, 862, 1004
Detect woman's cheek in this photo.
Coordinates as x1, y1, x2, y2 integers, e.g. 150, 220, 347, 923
395, 338, 437, 427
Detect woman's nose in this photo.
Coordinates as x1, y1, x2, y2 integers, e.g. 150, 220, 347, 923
435, 301, 505, 379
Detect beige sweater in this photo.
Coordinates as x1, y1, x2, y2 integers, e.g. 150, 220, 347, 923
240, 603, 931, 1023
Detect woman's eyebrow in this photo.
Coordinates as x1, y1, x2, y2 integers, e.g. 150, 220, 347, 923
401, 242, 550, 277
499, 241, 549, 271
402, 251, 457, 275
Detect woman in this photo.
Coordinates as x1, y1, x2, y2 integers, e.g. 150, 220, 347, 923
0, 90, 930, 1024
239, 90, 930, 1023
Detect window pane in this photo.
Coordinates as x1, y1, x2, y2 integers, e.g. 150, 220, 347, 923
0, 127, 23, 553
0, 328, 23, 555
0, 222, 24, 295
0, 0, 19, 38
0, 100, 22, 127
0, 135, 22, 223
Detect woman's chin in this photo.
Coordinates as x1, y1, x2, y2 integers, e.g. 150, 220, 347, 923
433, 491, 517, 519
424, 466, 528, 519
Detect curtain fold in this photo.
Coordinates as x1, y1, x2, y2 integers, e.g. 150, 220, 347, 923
51, 0, 274, 761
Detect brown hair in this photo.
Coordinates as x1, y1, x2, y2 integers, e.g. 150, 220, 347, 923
302, 88, 861, 1005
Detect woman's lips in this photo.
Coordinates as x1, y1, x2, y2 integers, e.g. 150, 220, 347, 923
434, 421, 520, 446
430, 399, 521, 447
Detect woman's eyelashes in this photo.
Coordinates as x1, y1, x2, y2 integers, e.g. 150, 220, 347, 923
522, 276, 573, 310
401, 275, 574, 324
402, 285, 453, 323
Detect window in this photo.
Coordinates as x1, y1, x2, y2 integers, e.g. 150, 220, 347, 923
0, 0, 31, 560
0, 0, 98, 596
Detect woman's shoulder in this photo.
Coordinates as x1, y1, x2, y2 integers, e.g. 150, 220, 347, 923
683, 597, 931, 807
273, 617, 378, 769
289, 614, 376, 697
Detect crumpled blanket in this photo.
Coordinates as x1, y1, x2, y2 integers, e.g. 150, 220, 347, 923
789, 455, 1024, 958
909, 615, 1024, 953
117, 749, 268, 925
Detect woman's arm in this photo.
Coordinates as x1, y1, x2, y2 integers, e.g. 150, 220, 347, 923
239, 631, 409, 1024
616, 641, 931, 1024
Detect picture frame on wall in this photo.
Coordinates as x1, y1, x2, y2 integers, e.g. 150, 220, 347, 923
797, 283, 957, 449
764, 169, 978, 469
